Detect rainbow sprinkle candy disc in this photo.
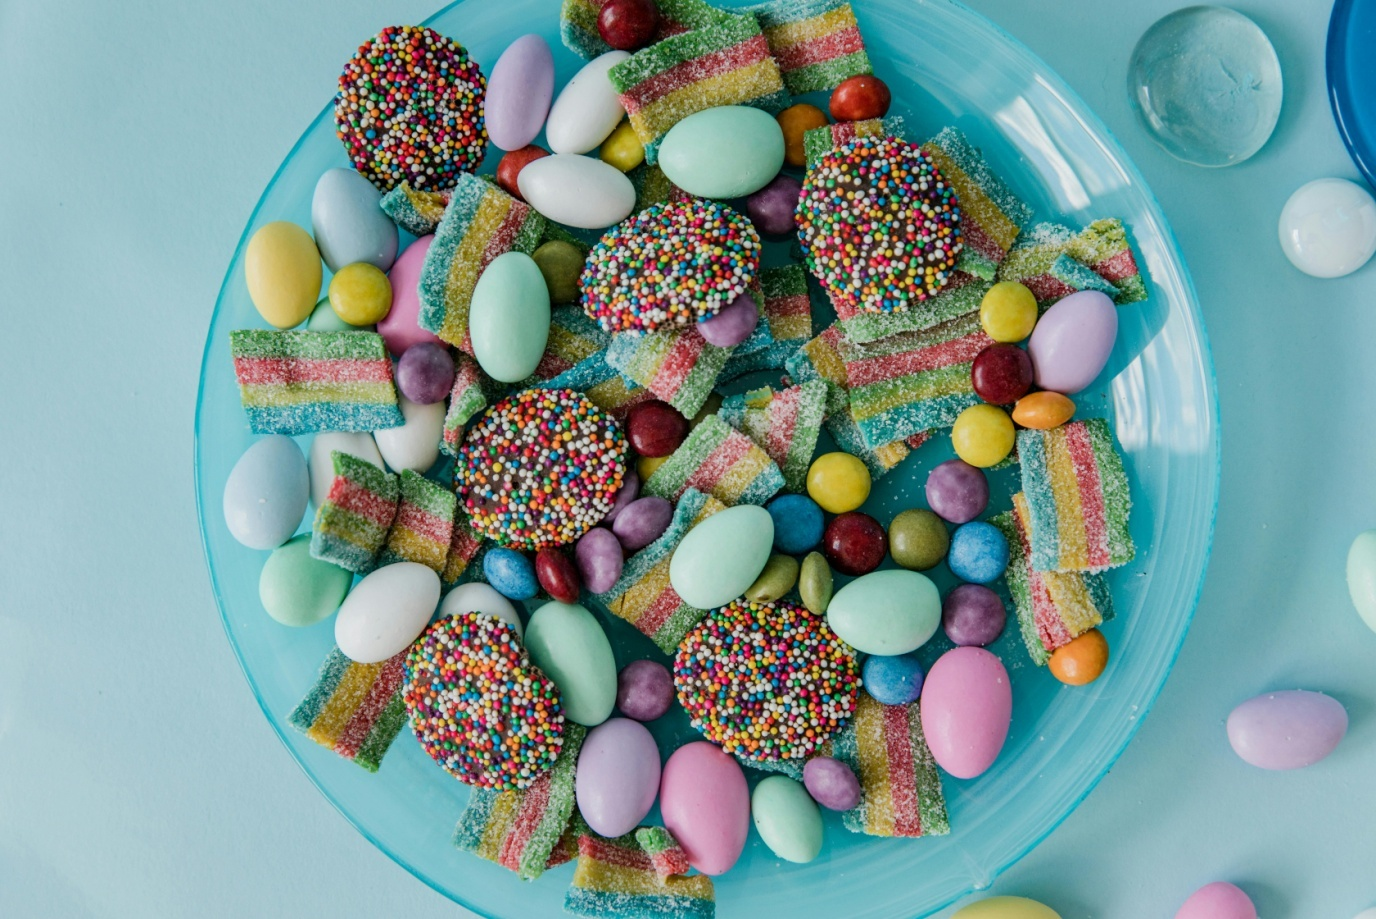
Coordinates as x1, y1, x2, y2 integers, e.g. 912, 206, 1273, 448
674, 598, 861, 762
580, 200, 762, 334
335, 25, 487, 191
403, 613, 566, 790
455, 388, 628, 551
797, 134, 963, 314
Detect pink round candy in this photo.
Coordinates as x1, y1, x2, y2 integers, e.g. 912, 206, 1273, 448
1227, 689, 1348, 770
697, 291, 760, 347
919, 647, 1011, 779
660, 742, 749, 876
575, 527, 624, 594
379, 236, 445, 356
1174, 882, 1256, 919
617, 659, 673, 721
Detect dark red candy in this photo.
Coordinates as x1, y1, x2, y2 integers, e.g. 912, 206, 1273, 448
823, 512, 888, 576
496, 145, 550, 201
972, 344, 1035, 405
828, 75, 892, 121
597, 0, 659, 51
536, 547, 582, 603
625, 400, 689, 458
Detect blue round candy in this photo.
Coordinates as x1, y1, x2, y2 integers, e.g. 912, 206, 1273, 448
862, 653, 925, 705
947, 521, 1010, 584
766, 493, 825, 554
483, 547, 539, 600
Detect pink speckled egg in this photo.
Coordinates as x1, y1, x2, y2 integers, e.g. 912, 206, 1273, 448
919, 646, 1011, 779
378, 235, 445, 356
659, 741, 749, 875
1174, 882, 1256, 919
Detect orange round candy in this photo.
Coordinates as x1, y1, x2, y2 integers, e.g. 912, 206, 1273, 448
777, 104, 829, 167
1012, 391, 1076, 429
1049, 629, 1109, 685
829, 75, 892, 121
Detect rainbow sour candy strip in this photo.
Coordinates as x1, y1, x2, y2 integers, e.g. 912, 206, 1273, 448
609, 15, 791, 164
539, 352, 653, 422
441, 352, 489, 457
842, 309, 994, 450
835, 276, 990, 344
825, 406, 911, 479
533, 306, 612, 381
561, 0, 737, 60
1017, 419, 1134, 573
743, 0, 871, 94
442, 508, 485, 586
230, 330, 404, 435
605, 325, 734, 419
784, 325, 850, 416
566, 831, 716, 919
992, 493, 1113, 665
599, 489, 727, 653
380, 182, 453, 236
833, 692, 949, 838
288, 646, 409, 772
921, 128, 1032, 282
633, 827, 691, 880
418, 173, 545, 351
720, 265, 812, 380
454, 724, 587, 880
719, 381, 827, 492
643, 414, 785, 506
377, 470, 456, 573
311, 451, 400, 574
997, 219, 1146, 307
802, 115, 906, 168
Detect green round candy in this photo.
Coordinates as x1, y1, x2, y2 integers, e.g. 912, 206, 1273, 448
888, 508, 950, 571
259, 534, 353, 626
532, 240, 585, 304
799, 551, 833, 615
746, 553, 799, 602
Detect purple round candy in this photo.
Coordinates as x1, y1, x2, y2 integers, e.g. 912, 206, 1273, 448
924, 459, 989, 524
616, 659, 674, 721
746, 174, 802, 237
395, 342, 456, 404
611, 496, 673, 551
575, 526, 624, 594
942, 583, 1006, 646
697, 291, 760, 347
802, 756, 861, 811
602, 469, 640, 524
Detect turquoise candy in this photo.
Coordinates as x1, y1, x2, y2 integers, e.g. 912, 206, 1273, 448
750, 775, 823, 864
469, 251, 551, 383
669, 504, 774, 610
258, 534, 352, 627
658, 106, 787, 199
827, 569, 940, 655
524, 601, 617, 726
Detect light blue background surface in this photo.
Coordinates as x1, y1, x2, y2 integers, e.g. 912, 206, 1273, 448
1, 0, 1372, 915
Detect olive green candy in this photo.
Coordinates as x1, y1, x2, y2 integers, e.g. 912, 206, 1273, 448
799, 551, 833, 615
888, 508, 950, 571
746, 553, 799, 602
532, 240, 585, 304
259, 533, 353, 627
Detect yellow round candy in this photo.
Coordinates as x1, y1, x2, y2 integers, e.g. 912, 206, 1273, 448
245, 221, 322, 328
329, 263, 393, 325
979, 281, 1038, 343
953, 896, 1061, 919
951, 404, 1015, 468
806, 452, 871, 513
638, 454, 669, 480
600, 121, 645, 172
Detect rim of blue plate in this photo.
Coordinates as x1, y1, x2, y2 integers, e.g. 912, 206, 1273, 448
1328, 0, 1376, 188
194, 0, 1222, 914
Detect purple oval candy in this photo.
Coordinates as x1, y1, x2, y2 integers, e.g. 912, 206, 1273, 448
612, 496, 674, 551
395, 342, 456, 404
1227, 689, 1348, 770
802, 756, 861, 811
925, 459, 989, 524
746, 174, 802, 237
576, 717, 661, 838
485, 34, 555, 152
617, 659, 674, 721
602, 469, 640, 524
698, 292, 760, 347
1027, 289, 1117, 395
575, 527, 624, 594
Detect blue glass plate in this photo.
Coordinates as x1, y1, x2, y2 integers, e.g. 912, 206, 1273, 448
195, 0, 1219, 915
1328, 0, 1376, 188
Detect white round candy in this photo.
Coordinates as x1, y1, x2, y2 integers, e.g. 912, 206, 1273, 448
439, 582, 524, 640
1278, 177, 1376, 278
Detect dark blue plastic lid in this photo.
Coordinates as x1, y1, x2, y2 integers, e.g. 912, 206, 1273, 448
1328, 0, 1376, 188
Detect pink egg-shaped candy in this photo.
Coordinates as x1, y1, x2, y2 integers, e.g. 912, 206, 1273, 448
659, 741, 749, 875
1174, 882, 1256, 919
1227, 689, 1348, 770
1026, 289, 1117, 394
379, 236, 445, 356
575, 717, 661, 838
919, 646, 1011, 779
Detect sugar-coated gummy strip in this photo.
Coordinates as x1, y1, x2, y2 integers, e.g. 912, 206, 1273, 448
418, 173, 545, 352
1049, 253, 1120, 298
380, 182, 453, 237
992, 494, 1113, 665
728, 287, 776, 359
288, 646, 409, 772
310, 451, 400, 574
632, 827, 691, 880
996, 219, 1146, 307
825, 408, 911, 478
719, 265, 812, 381
801, 115, 906, 168
718, 381, 827, 492
441, 352, 489, 457
631, 164, 693, 214
742, 0, 872, 95
1017, 419, 1134, 573
605, 325, 735, 419
784, 325, 850, 417
643, 414, 785, 507
608, 15, 791, 164
442, 507, 485, 586
835, 276, 990, 343
537, 352, 653, 422
565, 831, 716, 919
453, 723, 587, 880
377, 470, 457, 573
842, 309, 994, 449
832, 692, 949, 838
230, 330, 404, 435
920, 127, 1032, 281
533, 306, 612, 381
561, 0, 739, 60
598, 489, 726, 653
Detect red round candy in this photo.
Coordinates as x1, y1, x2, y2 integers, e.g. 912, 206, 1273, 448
536, 547, 582, 603
971, 344, 1035, 405
823, 512, 888, 576
625, 400, 689, 458
597, 0, 659, 51
829, 75, 892, 121
496, 145, 550, 200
